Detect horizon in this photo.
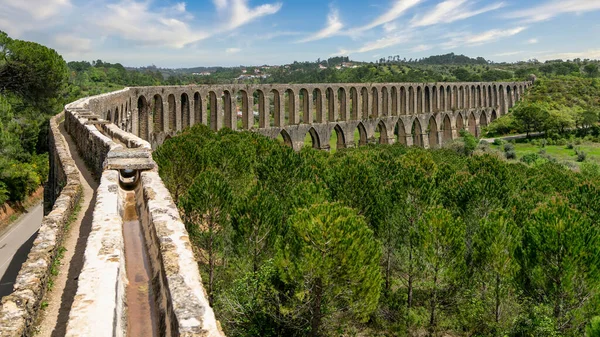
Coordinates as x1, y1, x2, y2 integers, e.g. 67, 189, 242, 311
0, 0, 599, 68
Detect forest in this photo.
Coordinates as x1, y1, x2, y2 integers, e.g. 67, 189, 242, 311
155, 125, 600, 337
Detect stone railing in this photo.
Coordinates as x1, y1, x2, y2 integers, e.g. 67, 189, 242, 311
0, 112, 83, 336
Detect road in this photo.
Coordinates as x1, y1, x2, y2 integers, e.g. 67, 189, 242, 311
0, 203, 43, 299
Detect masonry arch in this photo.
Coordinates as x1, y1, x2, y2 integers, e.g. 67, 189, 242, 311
491, 110, 497, 122
313, 88, 324, 123
452, 86, 458, 109
400, 86, 407, 114
223, 90, 234, 129
355, 122, 368, 147
417, 86, 423, 113
476, 85, 481, 108
137, 96, 149, 140
107, 110, 112, 122
425, 86, 431, 113
209, 91, 219, 131
299, 88, 310, 123
279, 129, 292, 147
468, 111, 477, 135
376, 120, 388, 144
304, 127, 320, 149
480, 111, 488, 130
326, 87, 335, 122
381, 86, 389, 116
412, 118, 424, 148
391, 87, 398, 116
428, 116, 439, 148
331, 124, 346, 151
181, 93, 190, 129
439, 86, 446, 111
442, 115, 452, 144
458, 86, 464, 109
168, 94, 176, 132
506, 86, 514, 110
371, 87, 379, 118
361, 87, 369, 119
431, 86, 437, 112
153, 94, 164, 132
284, 89, 295, 125
193, 92, 202, 126
350, 87, 359, 119
492, 85, 498, 107
456, 112, 464, 131
270, 89, 281, 127
337, 87, 347, 121
499, 85, 506, 114
446, 86, 452, 111
395, 119, 407, 145
114, 108, 119, 125
254, 90, 267, 128
409, 87, 415, 113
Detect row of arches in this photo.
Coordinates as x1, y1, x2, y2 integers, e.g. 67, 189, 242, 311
280, 110, 498, 152
128, 83, 525, 140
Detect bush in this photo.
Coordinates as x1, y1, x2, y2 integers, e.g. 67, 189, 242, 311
0, 182, 8, 205
556, 138, 567, 146
587, 316, 600, 337
505, 150, 517, 160
521, 153, 540, 165
577, 151, 587, 162
504, 143, 515, 152
493, 138, 504, 146
459, 129, 478, 155
566, 143, 574, 149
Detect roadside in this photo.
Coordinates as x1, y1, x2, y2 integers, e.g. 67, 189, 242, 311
0, 186, 44, 237
34, 121, 98, 337
0, 202, 43, 299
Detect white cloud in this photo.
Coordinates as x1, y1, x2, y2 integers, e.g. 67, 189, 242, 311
537, 49, 600, 61
355, 0, 424, 32
339, 30, 414, 54
527, 38, 538, 44
54, 34, 92, 53
410, 44, 432, 52
216, 0, 282, 30
442, 26, 527, 49
97, 1, 209, 48
494, 51, 523, 57
298, 6, 343, 43
0, 0, 71, 36
507, 0, 600, 23
226, 47, 241, 54
411, 0, 504, 27
0, 0, 70, 20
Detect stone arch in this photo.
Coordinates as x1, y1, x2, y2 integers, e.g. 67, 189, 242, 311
326, 87, 335, 122
305, 127, 320, 149
356, 122, 368, 147
153, 94, 164, 132
337, 87, 347, 121
360, 87, 369, 119
168, 94, 176, 132
107, 110, 112, 122
381, 86, 389, 116
137, 96, 149, 140
468, 111, 477, 136
350, 87, 359, 119
223, 90, 234, 129
499, 85, 505, 115
279, 129, 292, 147
452, 86, 458, 110
209, 91, 219, 131
114, 108, 119, 125
442, 115, 452, 144
237, 90, 251, 129
439, 86, 446, 111
513, 85, 519, 102
412, 118, 424, 148
270, 89, 281, 127
491, 110, 497, 122
181, 93, 190, 129
476, 85, 481, 108
446, 86, 452, 111
391, 87, 398, 116
458, 86, 464, 109
492, 85, 498, 107
487, 85, 492, 107
254, 90, 267, 128
431, 86, 437, 112
395, 119, 407, 145
409, 87, 415, 114
428, 116, 438, 148
480, 111, 488, 129
312, 88, 323, 123
425, 86, 431, 113
400, 86, 407, 115
285, 89, 296, 125
506, 86, 514, 110
193, 92, 202, 126
417, 86, 423, 113
371, 87, 379, 118
332, 124, 346, 151
376, 120, 388, 144
456, 112, 464, 131
299, 88, 310, 123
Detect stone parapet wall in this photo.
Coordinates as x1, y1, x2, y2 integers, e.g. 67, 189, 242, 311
0, 112, 83, 337
99, 123, 151, 150
65, 170, 126, 337
136, 171, 224, 337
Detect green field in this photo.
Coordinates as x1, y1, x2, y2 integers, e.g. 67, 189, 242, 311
491, 141, 600, 166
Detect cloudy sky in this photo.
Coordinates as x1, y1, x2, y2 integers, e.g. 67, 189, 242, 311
1, 0, 599, 67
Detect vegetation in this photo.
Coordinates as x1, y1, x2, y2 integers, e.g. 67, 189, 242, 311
155, 125, 600, 337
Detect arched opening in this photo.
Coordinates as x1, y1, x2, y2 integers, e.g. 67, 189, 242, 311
223, 90, 234, 129
395, 119, 407, 145
428, 116, 438, 148
492, 85, 498, 107
431, 86, 437, 112
458, 86, 464, 109
446, 86, 452, 111
361, 87, 369, 119
391, 87, 398, 116
452, 86, 458, 110
480, 112, 488, 129
443, 115, 452, 144
285, 89, 296, 124
209, 91, 219, 131
115, 108, 119, 125
355, 122, 368, 147
424, 86, 431, 113
499, 85, 505, 115
193, 92, 202, 126
476, 86, 481, 108
278, 129, 292, 147
381, 87, 389, 116
412, 119, 423, 148
337, 88, 347, 121
468, 112, 477, 136
470, 86, 475, 109
312, 88, 323, 123
137, 96, 149, 140
417, 86, 423, 113
237, 90, 251, 129
491, 110, 497, 122
107, 110, 112, 122
254, 90, 267, 128
299, 88, 310, 123
153, 94, 164, 132
456, 113, 464, 131
487, 86, 492, 107
326, 88, 335, 122
409, 87, 415, 114
376, 121, 388, 144
350, 87, 358, 119
400, 86, 407, 115
506, 86, 514, 110
271, 90, 281, 127
304, 127, 320, 149
181, 93, 190, 129
439, 86, 446, 112
513, 85, 519, 103
168, 94, 176, 132
330, 125, 346, 152
371, 87, 379, 118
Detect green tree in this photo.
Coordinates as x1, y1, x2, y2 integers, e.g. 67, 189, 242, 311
512, 102, 550, 136
278, 202, 382, 337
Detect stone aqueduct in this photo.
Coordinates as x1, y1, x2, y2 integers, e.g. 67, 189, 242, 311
100, 81, 531, 150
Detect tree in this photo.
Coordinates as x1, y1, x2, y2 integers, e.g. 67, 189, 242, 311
277, 202, 382, 337
512, 102, 550, 136
584, 63, 599, 78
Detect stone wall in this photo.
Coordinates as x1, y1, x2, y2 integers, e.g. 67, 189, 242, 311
65, 170, 127, 337
0, 112, 83, 337
136, 171, 224, 337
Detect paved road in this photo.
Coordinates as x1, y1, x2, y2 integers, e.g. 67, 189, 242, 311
0, 203, 43, 299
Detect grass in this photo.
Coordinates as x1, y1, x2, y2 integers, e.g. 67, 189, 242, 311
491, 141, 600, 166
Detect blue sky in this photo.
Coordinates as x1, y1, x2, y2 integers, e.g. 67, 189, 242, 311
0, 0, 599, 67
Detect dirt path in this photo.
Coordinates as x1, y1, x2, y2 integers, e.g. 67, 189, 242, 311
35, 121, 98, 336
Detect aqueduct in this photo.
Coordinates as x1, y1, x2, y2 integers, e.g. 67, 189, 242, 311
0, 80, 530, 337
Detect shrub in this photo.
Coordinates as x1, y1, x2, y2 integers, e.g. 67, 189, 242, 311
504, 143, 515, 152
575, 138, 582, 145
521, 153, 540, 165
586, 316, 600, 337
577, 151, 587, 162
540, 139, 548, 147
492, 138, 504, 146
505, 150, 517, 160
538, 149, 546, 155
555, 138, 567, 146
566, 143, 574, 149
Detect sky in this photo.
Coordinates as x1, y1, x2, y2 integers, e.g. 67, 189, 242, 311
0, 0, 599, 68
